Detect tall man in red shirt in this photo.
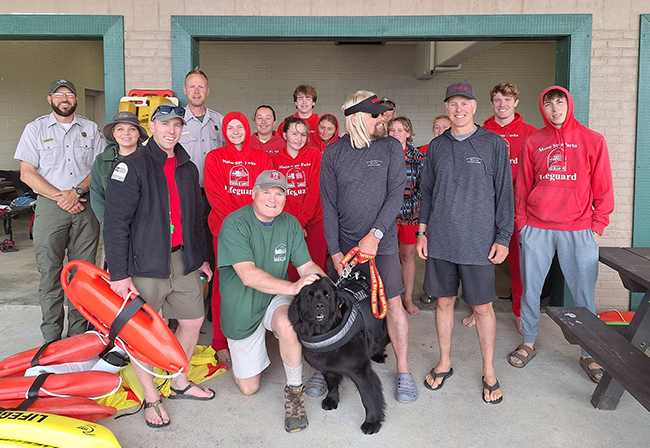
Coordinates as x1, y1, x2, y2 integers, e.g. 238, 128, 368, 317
508, 86, 614, 383
462, 82, 537, 334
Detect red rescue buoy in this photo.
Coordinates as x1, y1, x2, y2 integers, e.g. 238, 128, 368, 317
0, 397, 117, 423
0, 332, 109, 378
61, 260, 189, 375
0, 371, 122, 401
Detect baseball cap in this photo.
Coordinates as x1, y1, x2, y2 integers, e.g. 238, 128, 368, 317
150, 103, 187, 124
103, 111, 149, 143
49, 79, 77, 95
344, 95, 391, 116
444, 82, 476, 102
254, 170, 288, 192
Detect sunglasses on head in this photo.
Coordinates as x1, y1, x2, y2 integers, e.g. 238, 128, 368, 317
379, 98, 395, 108
153, 104, 185, 118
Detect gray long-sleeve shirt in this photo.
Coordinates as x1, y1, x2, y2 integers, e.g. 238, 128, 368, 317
320, 134, 406, 256
419, 126, 514, 265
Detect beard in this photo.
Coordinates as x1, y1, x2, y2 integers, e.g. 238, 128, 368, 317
51, 101, 77, 117
369, 122, 386, 140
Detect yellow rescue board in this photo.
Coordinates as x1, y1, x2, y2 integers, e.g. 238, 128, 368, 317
0, 410, 120, 448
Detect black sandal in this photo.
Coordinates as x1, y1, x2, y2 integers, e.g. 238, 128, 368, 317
143, 398, 170, 428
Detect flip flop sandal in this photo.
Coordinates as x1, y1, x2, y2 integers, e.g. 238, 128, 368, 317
420, 295, 433, 304
395, 373, 418, 403
143, 399, 170, 428
508, 344, 536, 368
580, 357, 604, 383
169, 381, 215, 401
305, 371, 327, 397
482, 376, 503, 405
3, 239, 17, 252
423, 367, 453, 391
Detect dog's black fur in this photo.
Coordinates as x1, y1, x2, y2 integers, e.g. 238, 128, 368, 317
288, 276, 390, 434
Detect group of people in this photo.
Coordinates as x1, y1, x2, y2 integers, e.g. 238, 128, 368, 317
13, 71, 613, 432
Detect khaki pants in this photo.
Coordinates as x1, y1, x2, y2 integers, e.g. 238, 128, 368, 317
33, 196, 100, 341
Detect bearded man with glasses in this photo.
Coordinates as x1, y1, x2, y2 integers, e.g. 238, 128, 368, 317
14, 79, 103, 344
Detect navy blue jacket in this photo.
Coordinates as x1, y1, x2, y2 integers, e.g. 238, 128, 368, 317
104, 138, 208, 281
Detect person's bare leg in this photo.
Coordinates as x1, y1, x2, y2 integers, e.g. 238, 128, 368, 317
473, 302, 502, 402
516, 316, 523, 335
132, 362, 169, 426
399, 243, 419, 315
233, 372, 262, 395
424, 296, 455, 388
272, 305, 303, 370
386, 295, 410, 373
170, 317, 213, 398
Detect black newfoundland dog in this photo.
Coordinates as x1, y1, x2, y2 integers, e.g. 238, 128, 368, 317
288, 275, 390, 434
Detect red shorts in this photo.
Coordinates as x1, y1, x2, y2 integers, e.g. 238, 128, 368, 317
397, 223, 418, 245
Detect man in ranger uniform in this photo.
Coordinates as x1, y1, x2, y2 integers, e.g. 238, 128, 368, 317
508, 86, 614, 384
462, 82, 537, 334
14, 79, 103, 343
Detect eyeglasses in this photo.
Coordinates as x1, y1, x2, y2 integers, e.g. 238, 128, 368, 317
50, 92, 76, 99
152, 104, 185, 119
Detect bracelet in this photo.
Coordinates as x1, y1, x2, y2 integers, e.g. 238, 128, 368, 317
415, 231, 427, 236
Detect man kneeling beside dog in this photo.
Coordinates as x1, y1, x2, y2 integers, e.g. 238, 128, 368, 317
219, 170, 392, 434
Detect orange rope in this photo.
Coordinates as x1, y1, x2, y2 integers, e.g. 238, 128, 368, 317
340, 247, 387, 319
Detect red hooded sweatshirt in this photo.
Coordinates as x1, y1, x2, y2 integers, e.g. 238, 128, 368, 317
204, 111, 273, 236
515, 86, 614, 234
271, 144, 323, 228
250, 131, 286, 155
311, 114, 340, 153
483, 113, 537, 183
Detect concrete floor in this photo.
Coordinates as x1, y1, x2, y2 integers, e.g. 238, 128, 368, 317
0, 214, 648, 447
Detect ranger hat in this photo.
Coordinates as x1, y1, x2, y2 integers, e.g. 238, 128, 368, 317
103, 111, 149, 143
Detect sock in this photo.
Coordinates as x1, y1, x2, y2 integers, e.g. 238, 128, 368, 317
284, 363, 303, 387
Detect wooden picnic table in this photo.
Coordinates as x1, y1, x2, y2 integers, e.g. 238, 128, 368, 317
547, 247, 650, 411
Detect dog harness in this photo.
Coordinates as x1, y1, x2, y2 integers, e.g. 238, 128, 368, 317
298, 273, 383, 354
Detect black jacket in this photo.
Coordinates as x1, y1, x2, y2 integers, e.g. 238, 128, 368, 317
104, 139, 208, 281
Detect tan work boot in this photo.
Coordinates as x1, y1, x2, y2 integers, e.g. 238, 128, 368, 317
284, 385, 308, 433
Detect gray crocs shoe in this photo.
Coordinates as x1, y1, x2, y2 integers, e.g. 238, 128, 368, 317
305, 371, 327, 397
395, 373, 418, 403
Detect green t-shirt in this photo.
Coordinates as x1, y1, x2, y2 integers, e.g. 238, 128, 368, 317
218, 204, 312, 340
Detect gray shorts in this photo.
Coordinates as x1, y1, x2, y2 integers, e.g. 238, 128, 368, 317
132, 249, 204, 320
339, 240, 405, 299
227, 294, 294, 379
423, 258, 497, 306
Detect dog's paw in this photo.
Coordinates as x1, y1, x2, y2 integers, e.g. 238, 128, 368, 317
321, 396, 339, 410
371, 353, 387, 364
361, 420, 382, 435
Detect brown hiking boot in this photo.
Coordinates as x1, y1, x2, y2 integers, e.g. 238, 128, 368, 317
284, 385, 308, 433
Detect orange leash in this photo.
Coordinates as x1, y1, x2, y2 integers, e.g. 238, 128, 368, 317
340, 247, 387, 319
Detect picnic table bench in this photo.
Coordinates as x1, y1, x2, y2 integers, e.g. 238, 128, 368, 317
547, 247, 650, 412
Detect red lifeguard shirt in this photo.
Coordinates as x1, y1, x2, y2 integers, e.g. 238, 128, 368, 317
483, 113, 537, 183
250, 131, 286, 155
277, 112, 319, 143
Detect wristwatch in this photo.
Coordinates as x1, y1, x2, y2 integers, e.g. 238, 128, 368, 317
74, 187, 84, 196
372, 228, 384, 240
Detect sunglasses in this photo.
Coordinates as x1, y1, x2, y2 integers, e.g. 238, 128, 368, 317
152, 104, 185, 118
371, 113, 381, 118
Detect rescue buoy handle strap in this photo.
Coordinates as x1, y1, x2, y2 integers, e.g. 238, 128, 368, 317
2, 372, 56, 412
108, 295, 147, 345
30, 340, 56, 368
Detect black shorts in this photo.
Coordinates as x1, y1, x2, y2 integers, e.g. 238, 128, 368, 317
339, 239, 405, 299
423, 258, 497, 306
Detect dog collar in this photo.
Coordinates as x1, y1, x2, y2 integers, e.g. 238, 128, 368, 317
298, 302, 364, 353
